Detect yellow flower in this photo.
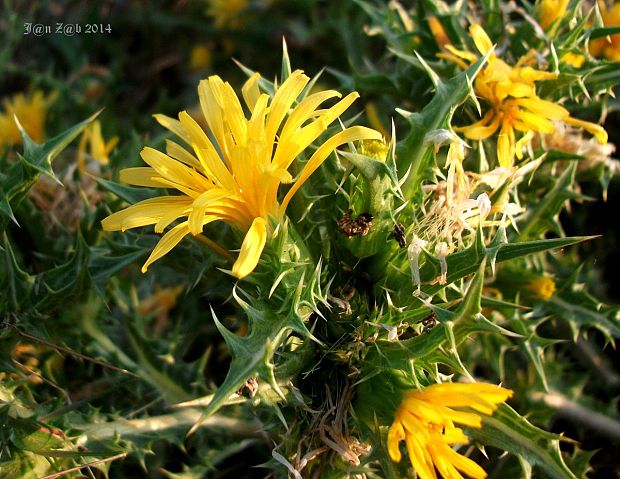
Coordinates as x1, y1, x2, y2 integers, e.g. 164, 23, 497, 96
538, 0, 569, 30
189, 44, 212, 71
359, 139, 389, 161
365, 101, 390, 140
77, 120, 118, 172
589, 1, 620, 61
428, 16, 450, 49
0, 90, 55, 148
206, 0, 248, 29
452, 24, 607, 167
525, 276, 556, 301
388, 382, 513, 479
561, 51, 586, 68
101, 70, 381, 278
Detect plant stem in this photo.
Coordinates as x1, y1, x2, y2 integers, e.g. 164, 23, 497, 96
529, 390, 620, 441
77, 408, 263, 443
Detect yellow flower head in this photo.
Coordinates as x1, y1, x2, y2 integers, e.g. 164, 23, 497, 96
359, 139, 389, 161
561, 51, 586, 68
0, 90, 55, 148
538, 0, 570, 30
452, 24, 607, 168
101, 70, 381, 278
525, 275, 556, 301
77, 120, 119, 172
589, 1, 620, 61
206, 0, 248, 29
428, 16, 451, 49
189, 44, 212, 71
388, 382, 513, 479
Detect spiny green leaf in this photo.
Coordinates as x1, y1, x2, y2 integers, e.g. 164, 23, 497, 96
88, 246, 147, 296
397, 53, 489, 199
34, 234, 90, 311
126, 323, 191, 404
470, 404, 578, 479
1, 232, 36, 312
190, 304, 291, 429
588, 25, 620, 40
94, 176, 154, 204
547, 294, 620, 343
518, 164, 577, 241
18, 111, 99, 182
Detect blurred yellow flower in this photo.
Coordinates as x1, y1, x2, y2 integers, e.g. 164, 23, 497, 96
365, 101, 390, 140
189, 44, 212, 71
388, 382, 513, 479
589, 1, 620, 61
206, 0, 248, 29
561, 51, 586, 67
77, 120, 118, 171
538, 0, 569, 30
0, 90, 55, 148
449, 24, 607, 167
102, 70, 381, 278
359, 139, 389, 161
428, 16, 450, 49
525, 276, 556, 301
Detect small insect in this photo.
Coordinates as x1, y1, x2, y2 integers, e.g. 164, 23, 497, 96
419, 311, 437, 333
389, 223, 406, 248
398, 322, 419, 340
337, 209, 374, 238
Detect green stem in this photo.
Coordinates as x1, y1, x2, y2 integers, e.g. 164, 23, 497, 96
77, 409, 263, 443
529, 390, 620, 441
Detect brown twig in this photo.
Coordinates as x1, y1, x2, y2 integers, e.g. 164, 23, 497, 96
13, 327, 139, 377
37, 452, 128, 479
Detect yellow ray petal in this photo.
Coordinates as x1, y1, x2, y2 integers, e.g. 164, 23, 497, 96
280, 125, 382, 213
153, 114, 191, 145
265, 70, 310, 145
179, 110, 218, 151
279, 89, 342, 140
242, 72, 262, 112
188, 188, 234, 235
497, 123, 515, 168
219, 80, 248, 145
101, 196, 193, 232
195, 146, 237, 192
436, 441, 487, 479
445, 44, 478, 63
142, 222, 191, 272
232, 216, 267, 279
564, 116, 608, 144
442, 426, 469, 445
513, 98, 568, 121
515, 110, 555, 134
517, 67, 557, 83
247, 93, 270, 140
387, 420, 405, 462
458, 111, 501, 140
165, 140, 203, 171
140, 147, 212, 193
274, 92, 360, 171
120, 167, 164, 188
470, 23, 494, 56
198, 76, 228, 155
406, 432, 438, 479
445, 409, 483, 428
